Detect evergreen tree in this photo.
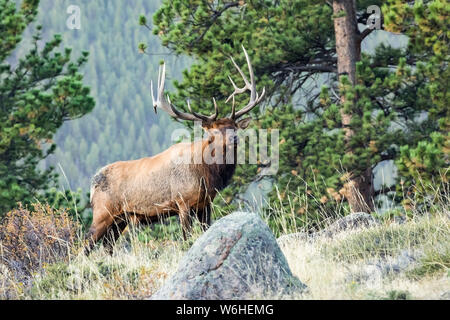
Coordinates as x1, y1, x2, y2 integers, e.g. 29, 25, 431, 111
0, 0, 94, 215
144, 0, 448, 222
27, 0, 189, 192
385, 0, 449, 206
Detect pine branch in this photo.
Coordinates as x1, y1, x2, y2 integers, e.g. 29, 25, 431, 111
187, 2, 240, 49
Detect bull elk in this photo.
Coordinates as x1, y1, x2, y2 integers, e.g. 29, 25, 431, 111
85, 46, 265, 253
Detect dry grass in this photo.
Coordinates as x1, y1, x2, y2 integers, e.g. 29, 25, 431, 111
0, 213, 202, 300
279, 212, 450, 300
0, 204, 78, 298
0, 184, 449, 300
29, 238, 184, 299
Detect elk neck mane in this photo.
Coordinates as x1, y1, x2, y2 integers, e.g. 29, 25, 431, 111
193, 138, 237, 192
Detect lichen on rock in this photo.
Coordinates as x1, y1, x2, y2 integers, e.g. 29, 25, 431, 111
151, 211, 306, 300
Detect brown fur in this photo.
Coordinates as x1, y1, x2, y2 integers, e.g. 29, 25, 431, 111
85, 118, 248, 254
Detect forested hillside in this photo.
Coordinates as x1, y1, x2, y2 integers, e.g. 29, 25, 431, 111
147, 0, 448, 224
8, 0, 430, 213
18, 0, 187, 192
25, 0, 399, 197
1, 0, 448, 301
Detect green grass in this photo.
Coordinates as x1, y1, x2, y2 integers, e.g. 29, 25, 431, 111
407, 247, 450, 280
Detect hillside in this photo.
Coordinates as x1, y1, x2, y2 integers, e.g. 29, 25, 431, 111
14, 0, 403, 199
1, 198, 448, 299
14, 0, 188, 192
0, 0, 447, 302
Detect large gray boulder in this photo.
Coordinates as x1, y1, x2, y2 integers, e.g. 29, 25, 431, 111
151, 211, 306, 300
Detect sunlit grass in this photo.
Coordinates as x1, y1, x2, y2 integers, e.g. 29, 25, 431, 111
1, 182, 449, 299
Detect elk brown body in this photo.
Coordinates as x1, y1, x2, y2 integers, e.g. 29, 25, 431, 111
85, 47, 265, 253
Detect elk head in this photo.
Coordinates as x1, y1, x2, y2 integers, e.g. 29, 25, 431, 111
150, 46, 265, 162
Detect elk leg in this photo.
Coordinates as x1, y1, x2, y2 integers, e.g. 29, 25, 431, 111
84, 208, 115, 255
178, 208, 192, 241
196, 204, 211, 232
103, 215, 128, 255
120, 213, 145, 235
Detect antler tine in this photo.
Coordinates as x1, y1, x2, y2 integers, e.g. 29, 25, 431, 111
187, 99, 193, 113
231, 95, 236, 119
230, 56, 250, 87
166, 95, 198, 121
226, 46, 265, 120
150, 80, 157, 114
243, 46, 256, 102
225, 76, 246, 103
211, 98, 219, 120
159, 62, 164, 97
151, 62, 217, 122
151, 63, 180, 118
186, 97, 218, 122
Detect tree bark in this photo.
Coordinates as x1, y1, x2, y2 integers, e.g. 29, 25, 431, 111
333, 0, 374, 213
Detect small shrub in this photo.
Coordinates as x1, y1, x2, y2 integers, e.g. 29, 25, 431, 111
30, 263, 71, 299
97, 261, 125, 279
135, 215, 203, 249
0, 204, 80, 281
407, 247, 450, 279
44, 188, 92, 228
136, 216, 182, 242
383, 290, 412, 300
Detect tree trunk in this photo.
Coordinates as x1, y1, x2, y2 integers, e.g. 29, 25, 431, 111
333, 0, 374, 213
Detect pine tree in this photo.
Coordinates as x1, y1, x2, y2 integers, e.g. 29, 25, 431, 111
144, 0, 449, 222
29, 0, 188, 193
385, 0, 449, 206
0, 0, 94, 215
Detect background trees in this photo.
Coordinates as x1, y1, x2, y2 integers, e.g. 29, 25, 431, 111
1, 0, 192, 221
2, 0, 446, 226
31, 0, 189, 196
386, 0, 449, 205
145, 0, 448, 223
0, 0, 94, 215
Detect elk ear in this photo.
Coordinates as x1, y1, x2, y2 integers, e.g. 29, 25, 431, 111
236, 117, 252, 129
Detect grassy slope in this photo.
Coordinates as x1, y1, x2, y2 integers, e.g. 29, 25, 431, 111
280, 212, 449, 299
1, 200, 448, 300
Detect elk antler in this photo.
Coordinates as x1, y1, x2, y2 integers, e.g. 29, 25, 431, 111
226, 46, 266, 120
150, 63, 218, 122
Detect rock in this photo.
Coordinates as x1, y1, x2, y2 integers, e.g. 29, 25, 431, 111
277, 212, 379, 246
318, 212, 379, 238
151, 211, 306, 300
277, 232, 309, 246
391, 250, 417, 271
346, 249, 419, 285
393, 215, 407, 225
372, 249, 418, 276
440, 291, 450, 300
360, 264, 384, 284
